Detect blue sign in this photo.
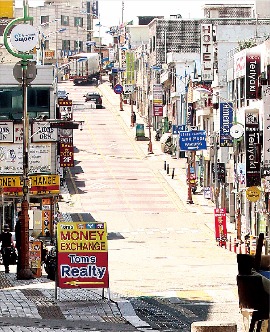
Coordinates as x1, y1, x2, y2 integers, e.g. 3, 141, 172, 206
179, 130, 207, 151
172, 125, 187, 135
220, 102, 233, 147
114, 84, 123, 94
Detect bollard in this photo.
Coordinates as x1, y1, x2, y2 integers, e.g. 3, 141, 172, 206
172, 168, 175, 179
164, 161, 166, 170
191, 321, 237, 332
233, 238, 237, 253
239, 241, 242, 254
166, 164, 169, 175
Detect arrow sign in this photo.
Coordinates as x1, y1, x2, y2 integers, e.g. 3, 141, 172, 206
65, 280, 104, 287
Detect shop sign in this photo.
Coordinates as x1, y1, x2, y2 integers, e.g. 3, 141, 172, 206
186, 103, 194, 126
245, 109, 261, 187
0, 121, 13, 142
14, 124, 23, 143
0, 174, 60, 195
246, 50, 261, 100
44, 50, 55, 59
10, 24, 38, 52
220, 102, 233, 147
57, 222, 109, 289
29, 241, 42, 277
234, 49, 246, 78
59, 129, 73, 144
59, 143, 74, 167
263, 86, 270, 166
0, 143, 51, 174
246, 186, 260, 202
32, 122, 58, 142
201, 24, 214, 81
153, 105, 163, 116
42, 198, 51, 236
214, 208, 227, 243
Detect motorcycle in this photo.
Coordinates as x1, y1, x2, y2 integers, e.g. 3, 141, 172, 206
155, 128, 162, 141
44, 246, 57, 281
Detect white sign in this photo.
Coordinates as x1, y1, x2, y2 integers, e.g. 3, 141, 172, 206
0, 121, 13, 142
10, 24, 38, 52
201, 24, 214, 81
124, 84, 134, 94
0, 143, 51, 174
32, 122, 58, 142
14, 123, 23, 143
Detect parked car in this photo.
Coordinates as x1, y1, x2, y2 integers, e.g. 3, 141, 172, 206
83, 92, 103, 108
57, 90, 69, 100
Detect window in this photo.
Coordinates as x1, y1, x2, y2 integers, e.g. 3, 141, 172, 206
74, 17, 83, 27
61, 15, 69, 26
41, 15, 49, 25
0, 88, 50, 120
74, 40, 83, 52
62, 40, 70, 50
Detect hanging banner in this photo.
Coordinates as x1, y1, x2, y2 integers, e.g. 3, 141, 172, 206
57, 222, 109, 289
245, 109, 261, 187
214, 208, 227, 243
220, 102, 233, 147
246, 50, 261, 100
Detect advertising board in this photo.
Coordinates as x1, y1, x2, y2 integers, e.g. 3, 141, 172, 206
57, 222, 109, 289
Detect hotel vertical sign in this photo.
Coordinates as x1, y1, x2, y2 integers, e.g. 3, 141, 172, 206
201, 24, 214, 82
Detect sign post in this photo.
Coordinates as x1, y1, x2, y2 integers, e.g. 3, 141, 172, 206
3, 0, 37, 280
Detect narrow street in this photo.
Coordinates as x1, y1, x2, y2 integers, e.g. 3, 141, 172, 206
58, 78, 244, 331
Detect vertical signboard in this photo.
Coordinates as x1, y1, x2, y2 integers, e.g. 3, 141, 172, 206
245, 109, 261, 187
220, 102, 233, 147
153, 84, 163, 116
57, 222, 109, 289
42, 198, 51, 236
58, 100, 73, 121
263, 86, 270, 166
214, 208, 227, 244
246, 50, 261, 100
201, 24, 214, 81
29, 241, 42, 277
59, 143, 74, 167
186, 103, 194, 126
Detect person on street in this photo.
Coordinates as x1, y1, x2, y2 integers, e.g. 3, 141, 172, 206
131, 111, 136, 127
0, 224, 13, 273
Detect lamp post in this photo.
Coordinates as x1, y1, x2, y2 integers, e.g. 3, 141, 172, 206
3, 0, 35, 280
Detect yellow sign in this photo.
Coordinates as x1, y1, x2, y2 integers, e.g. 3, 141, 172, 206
246, 186, 260, 202
0, 174, 60, 195
0, 1, 13, 18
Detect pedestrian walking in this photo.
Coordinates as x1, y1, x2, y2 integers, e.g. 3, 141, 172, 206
131, 111, 136, 127
0, 224, 13, 273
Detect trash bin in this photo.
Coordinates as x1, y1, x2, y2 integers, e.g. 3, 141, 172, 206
135, 124, 145, 140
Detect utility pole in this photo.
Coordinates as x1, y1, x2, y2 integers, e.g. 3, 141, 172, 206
213, 132, 220, 209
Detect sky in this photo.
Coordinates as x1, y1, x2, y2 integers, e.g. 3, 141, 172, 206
15, 0, 256, 27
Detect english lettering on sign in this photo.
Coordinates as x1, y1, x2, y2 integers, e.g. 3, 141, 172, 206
201, 24, 214, 81
246, 50, 261, 100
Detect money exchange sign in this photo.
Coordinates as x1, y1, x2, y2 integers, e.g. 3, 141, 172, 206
57, 222, 109, 289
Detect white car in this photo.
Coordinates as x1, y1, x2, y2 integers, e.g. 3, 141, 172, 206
57, 90, 69, 100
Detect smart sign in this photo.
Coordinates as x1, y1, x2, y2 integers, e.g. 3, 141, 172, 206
57, 222, 109, 289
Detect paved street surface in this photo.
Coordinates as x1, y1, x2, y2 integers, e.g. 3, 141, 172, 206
0, 76, 246, 331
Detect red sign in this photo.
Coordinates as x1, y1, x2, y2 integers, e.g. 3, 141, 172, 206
214, 208, 227, 244
57, 222, 109, 289
59, 143, 74, 167
153, 105, 163, 116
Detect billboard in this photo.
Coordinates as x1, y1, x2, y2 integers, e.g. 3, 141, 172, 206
57, 222, 109, 289
0, 1, 13, 18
